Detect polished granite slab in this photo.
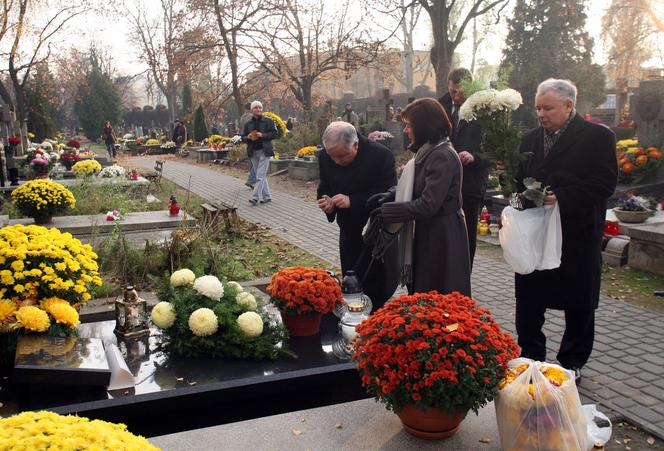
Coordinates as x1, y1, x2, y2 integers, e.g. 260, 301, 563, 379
0, 311, 365, 436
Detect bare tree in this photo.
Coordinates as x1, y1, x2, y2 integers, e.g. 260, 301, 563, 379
0, 0, 88, 123
418, 0, 509, 96
124, 0, 210, 124
250, 0, 386, 121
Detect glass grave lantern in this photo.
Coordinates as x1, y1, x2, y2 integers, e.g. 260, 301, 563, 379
114, 286, 150, 339
332, 300, 369, 360
333, 270, 372, 318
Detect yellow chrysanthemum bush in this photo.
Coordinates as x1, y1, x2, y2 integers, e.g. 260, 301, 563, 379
71, 159, 102, 177
11, 179, 76, 220
154, 269, 288, 359
296, 145, 318, 158
263, 112, 287, 138
0, 411, 160, 451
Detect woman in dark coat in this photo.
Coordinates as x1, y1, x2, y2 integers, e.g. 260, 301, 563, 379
380, 98, 471, 297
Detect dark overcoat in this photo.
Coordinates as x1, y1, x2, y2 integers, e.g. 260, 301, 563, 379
440, 93, 492, 202
381, 140, 472, 297
515, 115, 617, 310
317, 135, 399, 308
241, 115, 279, 158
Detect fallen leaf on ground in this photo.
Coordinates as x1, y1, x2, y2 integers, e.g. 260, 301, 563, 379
335, 423, 343, 429
479, 437, 491, 443
292, 430, 303, 436
647, 437, 656, 445
176, 377, 184, 381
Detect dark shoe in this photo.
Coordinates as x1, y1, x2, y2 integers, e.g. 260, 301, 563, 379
245, 182, 255, 189
249, 199, 258, 206
260, 198, 272, 203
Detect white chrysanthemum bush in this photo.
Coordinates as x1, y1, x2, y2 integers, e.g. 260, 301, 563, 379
152, 269, 287, 359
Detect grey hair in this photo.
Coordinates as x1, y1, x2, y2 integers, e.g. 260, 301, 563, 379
322, 121, 358, 150
536, 78, 577, 104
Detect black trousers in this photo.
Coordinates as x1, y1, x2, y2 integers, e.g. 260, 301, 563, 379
515, 299, 595, 369
462, 198, 482, 268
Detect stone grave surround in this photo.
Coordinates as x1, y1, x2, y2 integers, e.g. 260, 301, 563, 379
632, 79, 664, 148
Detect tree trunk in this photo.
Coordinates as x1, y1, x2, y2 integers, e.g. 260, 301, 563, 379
302, 78, 313, 123
430, 34, 454, 97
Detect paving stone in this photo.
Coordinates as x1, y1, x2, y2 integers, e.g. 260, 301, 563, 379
136, 156, 664, 440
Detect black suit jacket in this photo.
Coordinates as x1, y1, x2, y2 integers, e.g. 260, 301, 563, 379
515, 115, 618, 310
439, 93, 491, 201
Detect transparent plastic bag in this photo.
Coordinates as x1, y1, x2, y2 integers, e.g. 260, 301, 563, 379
495, 358, 588, 451
583, 404, 612, 448
499, 204, 562, 275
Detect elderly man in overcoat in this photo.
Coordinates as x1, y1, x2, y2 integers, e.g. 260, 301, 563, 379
515, 78, 617, 381
317, 121, 399, 310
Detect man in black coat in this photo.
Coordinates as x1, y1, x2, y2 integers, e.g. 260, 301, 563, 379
317, 121, 399, 310
439, 68, 492, 266
515, 78, 618, 381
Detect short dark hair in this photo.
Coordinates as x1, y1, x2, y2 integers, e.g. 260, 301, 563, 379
244, 102, 251, 110
448, 68, 472, 84
401, 97, 451, 147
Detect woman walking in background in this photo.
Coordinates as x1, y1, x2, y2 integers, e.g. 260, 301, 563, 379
101, 121, 116, 160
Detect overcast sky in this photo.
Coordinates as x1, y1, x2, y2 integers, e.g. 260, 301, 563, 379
59, 0, 658, 78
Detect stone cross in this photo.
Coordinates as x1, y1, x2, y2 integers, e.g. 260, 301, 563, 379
631, 79, 664, 148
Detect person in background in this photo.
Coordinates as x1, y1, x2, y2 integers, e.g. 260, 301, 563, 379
172, 119, 187, 147
317, 121, 399, 310
239, 102, 256, 188
342, 103, 360, 131
439, 68, 492, 268
380, 98, 471, 297
286, 117, 294, 131
242, 101, 279, 205
514, 78, 617, 382
101, 120, 116, 160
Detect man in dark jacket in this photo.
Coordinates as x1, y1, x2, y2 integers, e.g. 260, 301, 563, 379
172, 120, 187, 147
439, 68, 492, 267
242, 101, 279, 204
317, 121, 399, 310
515, 78, 617, 381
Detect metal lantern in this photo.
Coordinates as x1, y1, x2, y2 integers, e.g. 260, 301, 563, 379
334, 270, 372, 318
114, 286, 150, 338
332, 300, 369, 360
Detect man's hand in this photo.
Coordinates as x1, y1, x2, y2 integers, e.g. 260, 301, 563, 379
255, 131, 263, 139
458, 151, 475, 166
318, 195, 335, 214
330, 194, 351, 209
543, 194, 557, 205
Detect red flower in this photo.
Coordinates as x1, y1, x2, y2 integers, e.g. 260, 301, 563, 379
8, 137, 20, 145
267, 266, 342, 315
353, 291, 520, 414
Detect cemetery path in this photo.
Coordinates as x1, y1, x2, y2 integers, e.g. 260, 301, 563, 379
132, 157, 664, 439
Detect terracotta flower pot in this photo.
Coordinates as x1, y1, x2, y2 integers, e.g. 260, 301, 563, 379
280, 311, 322, 336
396, 405, 467, 440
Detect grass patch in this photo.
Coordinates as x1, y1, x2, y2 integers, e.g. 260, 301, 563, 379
1, 178, 205, 219
476, 240, 664, 314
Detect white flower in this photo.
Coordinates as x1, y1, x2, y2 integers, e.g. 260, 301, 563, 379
151, 301, 176, 328
236, 312, 263, 337
193, 275, 224, 300
99, 165, 126, 178
236, 292, 257, 311
188, 308, 218, 336
496, 88, 523, 111
170, 268, 195, 287
226, 281, 243, 293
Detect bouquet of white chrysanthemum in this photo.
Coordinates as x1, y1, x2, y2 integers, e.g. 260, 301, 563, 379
98, 165, 126, 178
458, 87, 524, 195
153, 269, 288, 359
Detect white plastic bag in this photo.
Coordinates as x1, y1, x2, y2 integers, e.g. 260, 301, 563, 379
495, 358, 588, 451
499, 203, 562, 275
583, 404, 612, 449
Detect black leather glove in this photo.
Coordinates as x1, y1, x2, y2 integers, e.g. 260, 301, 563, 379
366, 186, 396, 210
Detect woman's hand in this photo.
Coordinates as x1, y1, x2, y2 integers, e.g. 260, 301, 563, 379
543, 194, 557, 205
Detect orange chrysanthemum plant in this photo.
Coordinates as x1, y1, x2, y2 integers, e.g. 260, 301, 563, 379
353, 291, 520, 415
267, 266, 342, 316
